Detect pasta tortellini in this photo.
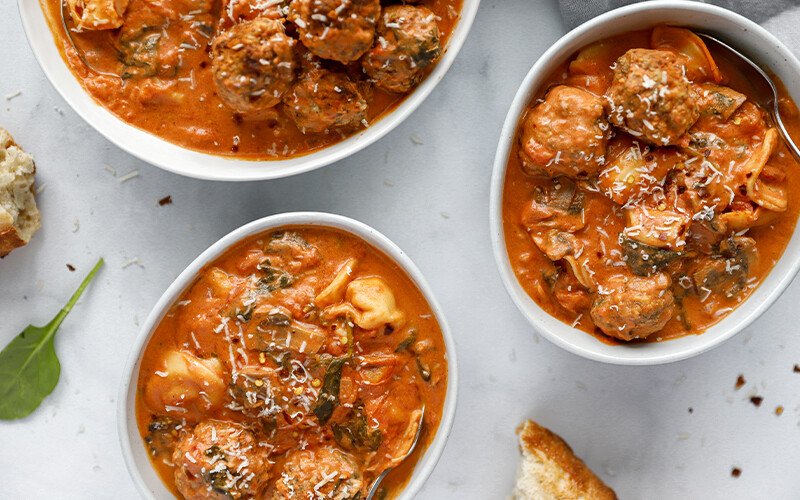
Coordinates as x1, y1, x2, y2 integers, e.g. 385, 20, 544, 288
745, 128, 788, 212
144, 350, 226, 421
323, 277, 405, 331
624, 206, 691, 250
66, 0, 128, 30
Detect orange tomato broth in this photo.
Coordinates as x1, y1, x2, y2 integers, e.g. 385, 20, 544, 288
135, 226, 448, 498
40, 0, 462, 160
502, 28, 800, 344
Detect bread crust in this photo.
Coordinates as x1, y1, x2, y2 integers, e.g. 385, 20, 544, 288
0, 130, 41, 258
513, 419, 616, 500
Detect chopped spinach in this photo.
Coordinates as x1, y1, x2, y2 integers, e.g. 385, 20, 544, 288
313, 356, 348, 424
416, 358, 432, 382
332, 402, 382, 452
395, 328, 417, 353
621, 235, 681, 276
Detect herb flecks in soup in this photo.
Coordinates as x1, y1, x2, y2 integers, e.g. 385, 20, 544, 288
44, 0, 462, 159
136, 227, 447, 498
503, 27, 800, 343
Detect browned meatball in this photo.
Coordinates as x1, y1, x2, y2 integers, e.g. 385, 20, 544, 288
288, 0, 380, 63
362, 5, 441, 93
606, 48, 699, 146
590, 272, 675, 341
282, 68, 368, 133
211, 18, 296, 113
272, 446, 364, 499
519, 85, 609, 178
172, 420, 270, 500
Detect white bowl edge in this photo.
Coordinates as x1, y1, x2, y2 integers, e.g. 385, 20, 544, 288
18, 1, 480, 181
489, 0, 800, 365
117, 212, 459, 498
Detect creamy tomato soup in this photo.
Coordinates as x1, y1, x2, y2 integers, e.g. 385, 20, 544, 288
43, 0, 462, 160
136, 226, 447, 498
503, 27, 800, 343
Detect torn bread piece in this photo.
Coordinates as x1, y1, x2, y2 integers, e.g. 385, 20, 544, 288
513, 420, 616, 500
0, 129, 41, 257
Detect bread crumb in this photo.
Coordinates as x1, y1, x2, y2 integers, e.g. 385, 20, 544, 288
735, 374, 746, 390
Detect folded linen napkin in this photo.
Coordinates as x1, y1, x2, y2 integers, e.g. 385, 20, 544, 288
558, 0, 800, 29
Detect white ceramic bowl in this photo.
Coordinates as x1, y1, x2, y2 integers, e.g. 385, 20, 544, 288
117, 212, 458, 498
490, 0, 800, 365
18, 1, 479, 181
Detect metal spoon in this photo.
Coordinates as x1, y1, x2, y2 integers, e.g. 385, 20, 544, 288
59, 0, 122, 80
366, 406, 425, 500
698, 32, 800, 162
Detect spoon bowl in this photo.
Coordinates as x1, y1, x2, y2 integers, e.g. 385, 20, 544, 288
366, 406, 426, 500
698, 32, 800, 161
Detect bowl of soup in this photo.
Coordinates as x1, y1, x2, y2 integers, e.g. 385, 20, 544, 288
490, 0, 800, 364
118, 212, 457, 498
19, 0, 479, 180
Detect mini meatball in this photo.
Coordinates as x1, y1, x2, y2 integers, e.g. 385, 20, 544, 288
362, 5, 441, 93
211, 18, 296, 113
519, 85, 609, 178
282, 68, 368, 133
273, 447, 365, 499
590, 272, 675, 341
289, 0, 380, 63
606, 48, 699, 146
173, 420, 270, 500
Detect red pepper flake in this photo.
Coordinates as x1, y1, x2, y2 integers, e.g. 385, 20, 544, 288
794, 364, 800, 373
731, 467, 741, 478
750, 396, 763, 407
735, 375, 746, 390
775, 405, 784, 416
66, 264, 75, 272
158, 195, 173, 206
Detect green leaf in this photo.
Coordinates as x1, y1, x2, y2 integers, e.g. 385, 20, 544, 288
313, 356, 348, 425
0, 258, 103, 420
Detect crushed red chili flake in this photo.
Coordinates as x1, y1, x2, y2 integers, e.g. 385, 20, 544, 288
731, 467, 741, 478
750, 396, 763, 407
158, 195, 173, 206
66, 264, 75, 272
735, 375, 746, 390
775, 405, 784, 416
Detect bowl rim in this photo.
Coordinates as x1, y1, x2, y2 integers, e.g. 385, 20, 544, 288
116, 212, 459, 498
17, 0, 481, 182
489, 0, 800, 365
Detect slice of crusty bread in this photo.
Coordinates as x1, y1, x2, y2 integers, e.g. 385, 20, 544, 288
512, 420, 616, 500
0, 129, 41, 257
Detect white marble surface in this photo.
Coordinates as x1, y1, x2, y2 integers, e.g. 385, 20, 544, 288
2, 0, 800, 498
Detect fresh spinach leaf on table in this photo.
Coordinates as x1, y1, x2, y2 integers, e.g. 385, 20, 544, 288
0, 258, 103, 420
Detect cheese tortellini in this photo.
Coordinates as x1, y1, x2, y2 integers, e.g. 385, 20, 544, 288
66, 0, 129, 30
144, 350, 226, 422
323, 277, 405, 331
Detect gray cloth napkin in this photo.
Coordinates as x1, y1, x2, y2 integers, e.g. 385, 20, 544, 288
558, 0, 800, 29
